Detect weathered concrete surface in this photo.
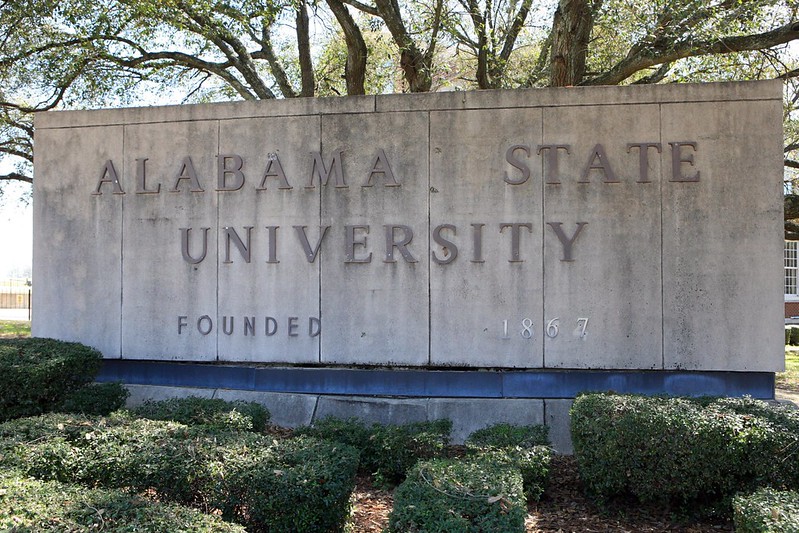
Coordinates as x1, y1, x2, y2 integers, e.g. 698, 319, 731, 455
319, 111, 430, 366
542, 104, 663, 369
661, 99, 785, 371
35, 80, 784, 373
544, 399, 575, 454
32, 126, 124, 358
120, 121, 219, 361
429, 108, 544, 367
216, 115, 322, 363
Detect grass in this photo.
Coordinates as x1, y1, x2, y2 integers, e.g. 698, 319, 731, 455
0, 320, 30, 338
777, 349, 799, 393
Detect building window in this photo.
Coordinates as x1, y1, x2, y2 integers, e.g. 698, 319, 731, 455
786, 241, 798, 300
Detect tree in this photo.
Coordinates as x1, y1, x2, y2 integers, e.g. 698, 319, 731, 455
1, 0, 798, 228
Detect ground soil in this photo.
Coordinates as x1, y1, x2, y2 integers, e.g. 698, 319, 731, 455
348, 455, 734, 533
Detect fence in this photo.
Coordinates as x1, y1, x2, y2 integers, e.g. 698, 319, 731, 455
0, 279, 31, 320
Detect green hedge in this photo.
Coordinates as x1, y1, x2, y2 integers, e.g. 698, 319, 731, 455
296, 417, 451, 486
0, 470, 245, 532
58, 382, 130, 416
387, 456, 526, 533
465, 423, 549, 451
0, 413, 358, 532
465, 423, 551, 500
132, 396, 270, 432
0, 338, 102, 422
734, 488, 799, 533
570, 394, 799, 513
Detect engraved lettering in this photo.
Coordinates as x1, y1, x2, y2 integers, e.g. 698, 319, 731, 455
579, 144, 618, 183
669, 141, 700, 182
627, 142, 662, 183
384, 225, 417, 263
257, 154, 292, 190
363, 149, 399, 187
345, 225, 372, 263
93, 160, 125, 195
308, 149, 346, 188
547, 222, 588, 262
537, 144, 571, 184
170, 156, 204, 192
223, 226, 253, 264
135, 158, 160, 194
180, 227, 210, 264
431, 224, 458, 265
499, 223, 533, 262
504, 145, 531, 185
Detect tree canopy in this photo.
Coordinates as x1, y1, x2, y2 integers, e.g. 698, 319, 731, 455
2, 0, 798, 225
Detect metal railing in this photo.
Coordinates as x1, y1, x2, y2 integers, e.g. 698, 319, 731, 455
0, 279, 31, 320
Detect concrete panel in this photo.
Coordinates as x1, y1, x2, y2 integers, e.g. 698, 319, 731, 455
429, 108, 544, 367
319, 111, 430, 365
124, 384, 214, 407
543, 104, 663, 369
32, 126, 123, 357
376, 80, 781, 113
121, 120, 219, 360
544, 399, 574, 454
661, 100, 784, 371
216, 116, 322, 363
36, 95, 375, 129
215, 390, 317, 428
313, 396, 429, 426
427, 399, 544, 444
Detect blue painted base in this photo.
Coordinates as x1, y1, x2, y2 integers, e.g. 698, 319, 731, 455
97, 361, 776, 400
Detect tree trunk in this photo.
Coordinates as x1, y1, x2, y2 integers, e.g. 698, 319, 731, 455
374, 0, 433, 92
327, 0, 367, 95
549, 0, 598, 87
296, 0, 315, 97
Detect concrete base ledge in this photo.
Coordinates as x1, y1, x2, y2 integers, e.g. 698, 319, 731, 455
112, 362, 775, 454
124, 384, 574, 453
99, 360, 775, 399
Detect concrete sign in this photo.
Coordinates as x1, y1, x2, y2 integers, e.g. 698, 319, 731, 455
33, 81, 784, 448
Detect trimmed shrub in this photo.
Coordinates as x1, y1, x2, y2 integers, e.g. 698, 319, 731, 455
791, 327, 799, 347
787, 327, 794, 346
0, 338, 102, 421
132, 396, 270, 432
297, 417, 452, 486
387, 456, 526, 533
0, 413, 359, 532
570, 394, 799, 513
368, 419, 452, 486
734, 488, 799, 533
465, 424, 551, 500
465, 423, 550, 450
0, 470, 245, 532
58, 382, 130, 415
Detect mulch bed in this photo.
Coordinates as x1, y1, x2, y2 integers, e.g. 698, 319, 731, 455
348, 455, 733, 532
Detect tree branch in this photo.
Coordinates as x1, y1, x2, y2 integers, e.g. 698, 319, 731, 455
584, 21, 799, 86
342, 0, 380, 17
0, 172, 32, 184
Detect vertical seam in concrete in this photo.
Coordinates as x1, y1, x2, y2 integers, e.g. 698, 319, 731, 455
119, 125, 125, 359
659, 104, 665, 370
540, 108, 546, 368
542, 399, 548, 427
216, 120, 221, 362
310, 395, 320, 424
318, 113, 323, 364
428, 111, 432, 365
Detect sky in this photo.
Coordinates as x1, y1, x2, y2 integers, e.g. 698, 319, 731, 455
0, 181, 32, 279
